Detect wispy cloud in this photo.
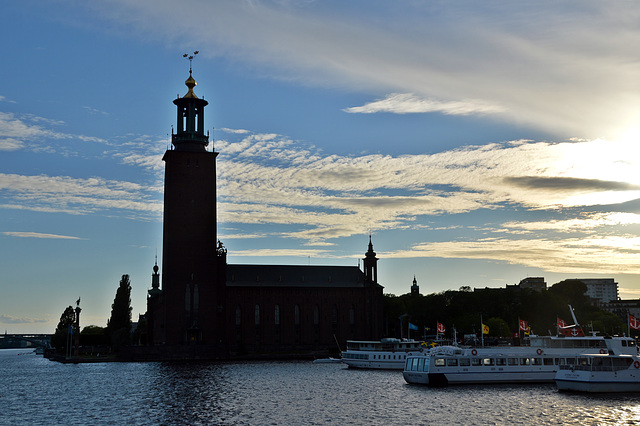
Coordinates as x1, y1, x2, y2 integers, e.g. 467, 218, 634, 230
0, 174, 162, 219
343, 93, 504, 115
0, 314, 48, 324
0, 138, 25, 151
0, 112, 107, 151
3, 231, 85, 240
82, 106, 110, 116
89, 0, 640, 138
386, 235, 640, 275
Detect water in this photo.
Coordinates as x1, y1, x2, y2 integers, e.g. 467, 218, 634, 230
2, 349, 640, 425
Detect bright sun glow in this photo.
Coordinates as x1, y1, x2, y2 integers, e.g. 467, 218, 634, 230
546, 136, 640, 207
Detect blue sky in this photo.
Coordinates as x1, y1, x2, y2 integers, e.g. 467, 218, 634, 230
3, 0, 640, 333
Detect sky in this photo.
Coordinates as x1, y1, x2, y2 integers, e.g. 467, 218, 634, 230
2, 0, 640, 334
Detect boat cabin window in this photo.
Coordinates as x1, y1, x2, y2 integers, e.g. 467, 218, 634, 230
435, 358, 446, 367
566, 357, 575, 365
520, 358, 530, 366
417, 357, 425, 371
495, 358, 506, 366
612, 358, 633, 368
447, 359, 458, 367
471, 358, 481, 366
508, 358, 518, 366
578, 357, 590, 366
483, 358, 494, 366
460, 358, 470, 366
543, 358, 554, 366
532, 358, 542, 366
411, 358, 420, 371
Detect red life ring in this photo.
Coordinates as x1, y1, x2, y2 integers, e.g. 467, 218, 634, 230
600, 349, 607, 354
634, 361, 640, 369
536, 348, 543, 355
471, 349, 478, 356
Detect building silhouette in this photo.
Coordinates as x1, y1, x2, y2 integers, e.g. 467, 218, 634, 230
143, 70, 383, 359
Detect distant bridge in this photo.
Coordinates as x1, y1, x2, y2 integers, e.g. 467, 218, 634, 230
0, 334, 52, 349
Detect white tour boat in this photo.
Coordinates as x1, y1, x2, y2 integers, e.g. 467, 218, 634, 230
403, 334, 638, 386
555, 339, 640, 393
342, 338, 427, 369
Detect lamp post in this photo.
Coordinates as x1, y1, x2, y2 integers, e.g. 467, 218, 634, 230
73, 298, 81, 357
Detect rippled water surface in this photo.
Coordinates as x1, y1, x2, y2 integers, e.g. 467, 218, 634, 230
3, 349, 640, 425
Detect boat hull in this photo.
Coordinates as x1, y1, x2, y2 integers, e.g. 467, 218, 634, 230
403, 335, 638, 386
403, 370, 555, 386
555, 369, 640, 393
342, 338, 425, 370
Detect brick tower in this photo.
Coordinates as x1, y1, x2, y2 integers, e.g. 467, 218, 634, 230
159, 65, 220, 345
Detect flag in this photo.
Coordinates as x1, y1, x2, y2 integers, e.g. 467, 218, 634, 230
519, 318, 528, 332
558, 316, 584, 336
482, 324, 489, 335
408, 322, 418, 331
558, 317, 572, 336
570, 327, 585, 337
630, 314, 640, 331
437, 322, 445, 333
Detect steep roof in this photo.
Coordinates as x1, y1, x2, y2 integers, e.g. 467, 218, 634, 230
226, 264, 382, 289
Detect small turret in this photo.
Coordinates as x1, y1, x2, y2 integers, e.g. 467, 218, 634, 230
148, 259, 162, 297
411, 276, 420, 295
363, 235, 378, 285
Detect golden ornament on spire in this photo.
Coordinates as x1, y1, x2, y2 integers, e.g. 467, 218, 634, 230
184, 70, 198, 99
183, 51, 200, 98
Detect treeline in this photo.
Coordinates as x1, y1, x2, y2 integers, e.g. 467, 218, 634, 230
383, 279, 624, 339
52, 274, 136, 354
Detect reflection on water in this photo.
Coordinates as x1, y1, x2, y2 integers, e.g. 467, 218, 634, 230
2, 349, 640, 425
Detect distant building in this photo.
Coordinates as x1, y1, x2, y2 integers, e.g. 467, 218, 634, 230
518, 277, 547, 292
142, 70, 383, 360
503, 277, 546, 292
411, 276, 420, 295
580, 279, 619, 304
599, 299, 640, 323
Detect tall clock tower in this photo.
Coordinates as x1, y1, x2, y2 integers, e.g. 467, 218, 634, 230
159, 67, 221, 346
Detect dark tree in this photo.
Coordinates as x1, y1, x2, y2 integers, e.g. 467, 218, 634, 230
107, 274, 132, 350
51, 306, 75, 354
80, 325, 109, 346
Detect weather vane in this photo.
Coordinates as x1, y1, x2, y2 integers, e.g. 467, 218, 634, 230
183, 51, 200, 72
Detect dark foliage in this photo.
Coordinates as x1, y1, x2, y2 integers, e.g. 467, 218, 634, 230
51, 306, 75, 354
107, 274, 132, 350
383, 280, 625, 340
80, 325, 109, 346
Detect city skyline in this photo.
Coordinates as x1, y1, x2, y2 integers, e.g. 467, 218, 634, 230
2, 1, 640, 333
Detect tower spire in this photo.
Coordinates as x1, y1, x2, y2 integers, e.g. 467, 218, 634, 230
172, 52, 209, 152
363, 235, 378, 285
